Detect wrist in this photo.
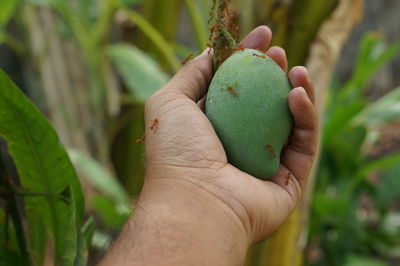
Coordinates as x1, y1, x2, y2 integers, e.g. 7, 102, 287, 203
132, 175, 249, 265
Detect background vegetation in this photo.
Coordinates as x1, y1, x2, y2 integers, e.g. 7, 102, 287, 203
0, 0, 399, 265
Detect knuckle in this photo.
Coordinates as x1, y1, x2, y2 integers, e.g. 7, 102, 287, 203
185, 62, 209, 88
289, 129, 317, 157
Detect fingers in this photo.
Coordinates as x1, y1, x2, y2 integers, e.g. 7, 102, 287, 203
289, 66, 315, 103
238, 26, 288, 73
239, 26, 272, 52
153, 26, 280, 103
269, 165, 303, 205
266, 46, 288, 73
197, 96, 206, 111
289, 87, 316, 130
159, 48, 214, 102
151, 25, 290, 106
281, 86, 318, 189
269, 66, 317, 195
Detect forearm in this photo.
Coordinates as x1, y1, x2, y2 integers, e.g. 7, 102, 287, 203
100, 178, 249, 266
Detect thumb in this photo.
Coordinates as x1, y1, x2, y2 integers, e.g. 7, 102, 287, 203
161, 48, 214, 102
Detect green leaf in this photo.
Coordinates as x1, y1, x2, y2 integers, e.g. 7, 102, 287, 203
92, 230, 111, 250
346, 152, 400, 193
121, 0, 143, 5
173, 43, 196, 59
183, 0, 208, 50
25, 210, 46, 265
61, 187, 85, 266
376, 212, 400, 258
62, 189, 86, 265
313, 192, 349, 220
118, 7, 181, 71
0, 69, 84, 261
323, 99, 366, 142
360, 152, 400, 177
0, 209, 19, 254
355, 34, 400, 76
340, 34, 400, 102
0, 246, 26, 266
91, 195, 131, 229
25, 0, 53, 6
352, 87, 400, 127
108, 44, 169, 103
0, 0, 19, 27
0, 0, 19, 45
345, 254, 387, 266
327, 125, 367, 175
376, 165, 400, 207
0, 156, 6, 192
81, 216, 95, 249
382, 212, 400, 237
68, 149, 129, 204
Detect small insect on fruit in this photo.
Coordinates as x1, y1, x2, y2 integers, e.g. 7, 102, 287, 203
265, 144, 276, 158
234, 46, 245, 51
150, 119, 159, 131
181, 53, 194, 65
225, 87, 237, 96
285, 172, 293, 186
253, 53, 266, 59
136, 134, 145, 143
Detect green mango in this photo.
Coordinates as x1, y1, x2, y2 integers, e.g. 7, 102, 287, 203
205, 49, 293, 179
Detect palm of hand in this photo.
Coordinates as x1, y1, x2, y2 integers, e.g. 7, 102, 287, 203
146, 95, 227, 171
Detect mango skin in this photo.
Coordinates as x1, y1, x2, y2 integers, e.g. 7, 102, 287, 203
205, 49, 292, 180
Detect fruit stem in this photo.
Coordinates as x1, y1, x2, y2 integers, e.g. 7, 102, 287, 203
220, 28, 237, 50
210, 0, 238, 72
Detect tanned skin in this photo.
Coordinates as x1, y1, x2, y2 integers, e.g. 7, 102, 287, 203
100, 26, 318, 266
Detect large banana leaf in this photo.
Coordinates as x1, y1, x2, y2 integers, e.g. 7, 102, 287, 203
0, 69, 84, 264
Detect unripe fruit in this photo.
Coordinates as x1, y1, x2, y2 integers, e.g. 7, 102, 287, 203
205, 49, 292, 179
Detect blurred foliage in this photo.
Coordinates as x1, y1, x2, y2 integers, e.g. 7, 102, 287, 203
0, 69, 86, 265
0, 0, 399, 265
307, 34, 400, 266
108, 44, 170, 103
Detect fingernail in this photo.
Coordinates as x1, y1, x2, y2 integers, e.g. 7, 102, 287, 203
296, 66, 308, 76
293, 86, 306, 96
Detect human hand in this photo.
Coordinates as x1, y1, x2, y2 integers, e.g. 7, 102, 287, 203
144, 25, 317, 240
101, 26, 318, 266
